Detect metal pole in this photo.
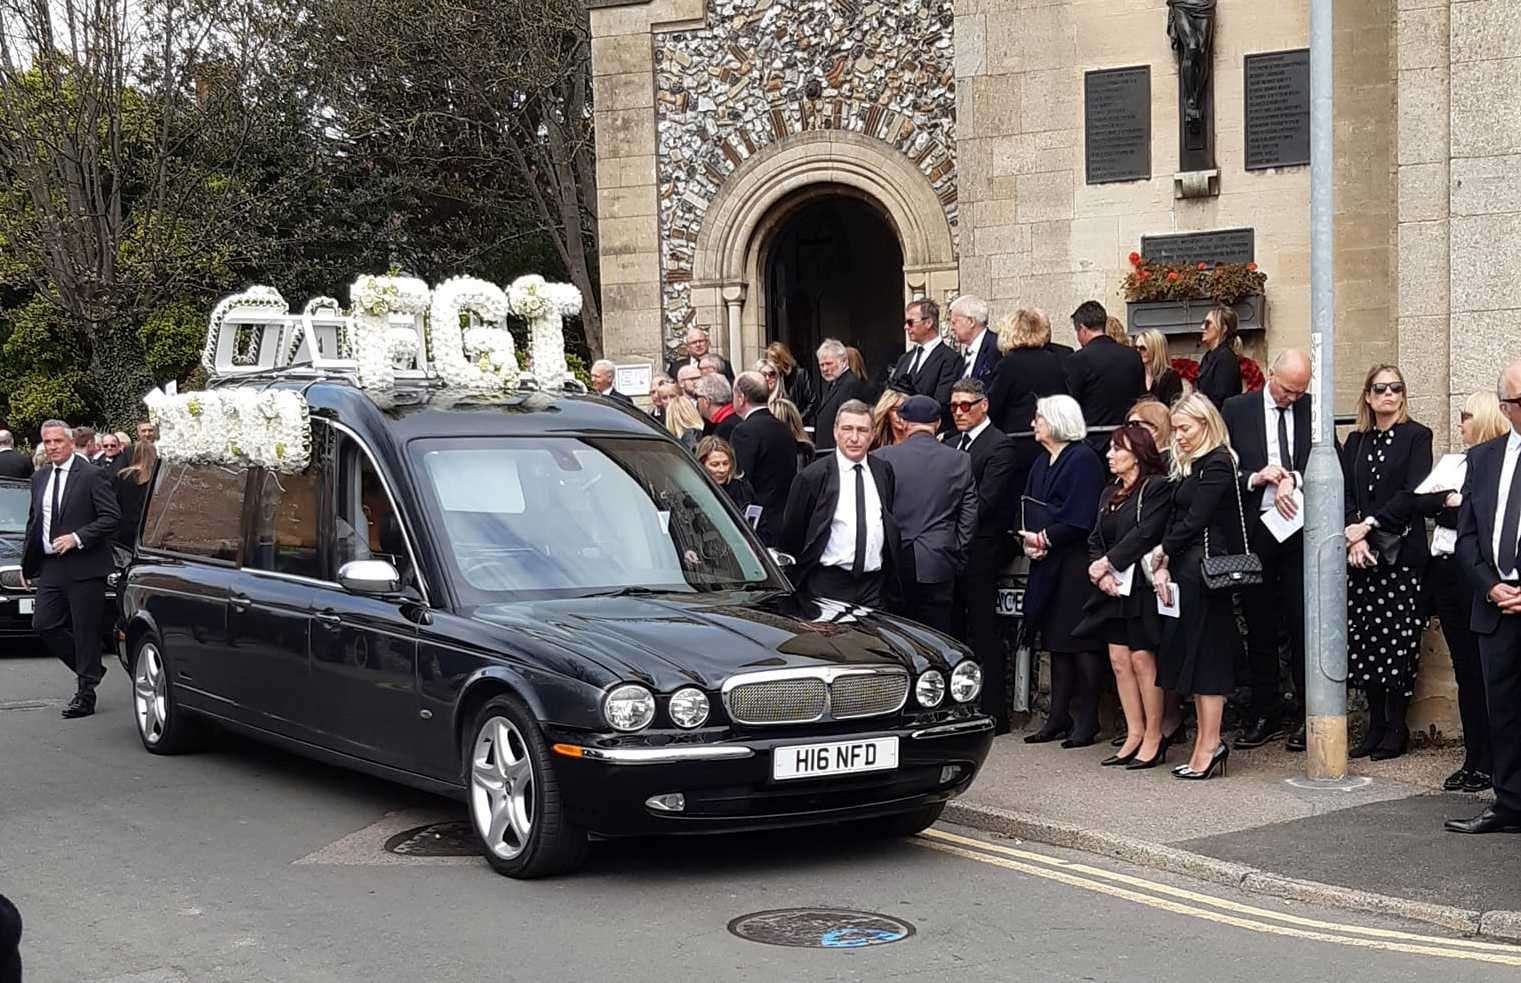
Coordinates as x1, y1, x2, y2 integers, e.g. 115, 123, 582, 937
1303, 0, 1347, 781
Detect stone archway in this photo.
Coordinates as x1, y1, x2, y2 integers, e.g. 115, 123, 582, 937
689, 130, 959, 370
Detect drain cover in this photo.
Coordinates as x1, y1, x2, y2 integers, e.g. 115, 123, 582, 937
384, 821, 476, 857
728, 908, 914, 948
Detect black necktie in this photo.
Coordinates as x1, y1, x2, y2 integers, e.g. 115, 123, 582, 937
1276, 407, 1291, 469
851, 464, 867, 576
49, 465, 64, 548
958, 433, 972, 452
908, 346, 923, 379
1499, 451, 1521, 574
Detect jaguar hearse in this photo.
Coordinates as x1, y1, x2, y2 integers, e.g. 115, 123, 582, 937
119, 277, 993, 877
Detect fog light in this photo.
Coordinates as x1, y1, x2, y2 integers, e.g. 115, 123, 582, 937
646, 793, 686, 813
939, 765, 964, 784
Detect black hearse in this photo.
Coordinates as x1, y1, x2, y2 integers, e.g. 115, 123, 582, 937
120, 379, 994, 877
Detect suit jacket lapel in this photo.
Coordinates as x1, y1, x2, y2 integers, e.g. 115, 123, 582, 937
807, 461, 841, 558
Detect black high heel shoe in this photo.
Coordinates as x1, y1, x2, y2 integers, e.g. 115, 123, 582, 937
1024, 723, 1072, 745
1125, 741, 1168, 770
1174, 743, 1229, 780
1101, 747, 1138, 766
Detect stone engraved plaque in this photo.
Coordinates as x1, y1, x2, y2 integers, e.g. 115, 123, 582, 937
1084, 66, 1150, 185
1244, 49, 1311, 170
1141, 228, 1255, 266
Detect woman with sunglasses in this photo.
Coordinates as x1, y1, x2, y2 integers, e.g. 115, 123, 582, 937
1134, 330, 1184, 407
1195, 307, 1243, 410
1339, 365, 1433, 761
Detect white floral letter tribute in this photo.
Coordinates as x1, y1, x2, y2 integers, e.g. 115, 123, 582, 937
507, 274, 582, 389
349, 274, 431, 390
146, 386, 313, 474
201, 285, 288, 374
429, 276, 517, 390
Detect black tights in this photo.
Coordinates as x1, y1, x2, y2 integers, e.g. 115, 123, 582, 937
1049, 650, 1104, 740
1361, 684, 1410, 751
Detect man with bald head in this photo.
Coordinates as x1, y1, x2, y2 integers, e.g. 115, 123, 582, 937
1223, 349, 1314, 752
0, 430, 32, 479
1451, 361, 1521, 834
666, 327, 733, 382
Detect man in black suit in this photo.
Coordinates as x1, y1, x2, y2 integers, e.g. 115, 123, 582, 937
812, 338, 867, 454
1451, 360, 1521, 835
730, 371, 797, 547
1223, 350, 1313, 753
949, 295, 1000, 385
782, 399, 901, 606
97, 431, 130, 477
23, 420, 120, 719
1064, 300, 1146, 452
947, 379, 1018, 732
665, 327, 733, 382
0, 430, 32, 479
589, 359, 634, 406
889, 299, 962, 431
872, 396, 978, 634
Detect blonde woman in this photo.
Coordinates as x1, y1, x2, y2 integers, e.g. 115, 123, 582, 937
1150, 393, 1245, 780
771, 397, 815, 471
1134, 330, 1183, 406
753, 358, 787, 408
870, 389, 907, 450
665, 394, 705, 451
1104, 315, 1128, 343
766, 341, 816, 419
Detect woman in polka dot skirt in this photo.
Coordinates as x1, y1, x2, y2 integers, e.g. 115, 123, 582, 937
1341, 365, 1434, 761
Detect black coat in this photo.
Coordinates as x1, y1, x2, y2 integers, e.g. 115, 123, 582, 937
1341, 421, 1434, 572
965, 330, 1001, 385
22, 455, 121, 582
1149, 368, 1184, 407
1457, 435, 1516, 635
812, 369, 868, 453
1082, 476, 1174, 640
719, 475, 756, 515
889, 341, 961, 430
730, 408, 798, 547
1196, 345, 1243, 409
1021, 442, 1105, 652
988, 346, 1068, 437
114, 471, 151, 549
0, 448, 33, 479
782, 365, 819, 423
1222, 389, 1312, 528
1064, 335, 1146, 444
782, 453, 902, 591
962, 425, 1018, 541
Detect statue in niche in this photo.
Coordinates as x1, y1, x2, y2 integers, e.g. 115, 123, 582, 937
1166, 0, 1216, 132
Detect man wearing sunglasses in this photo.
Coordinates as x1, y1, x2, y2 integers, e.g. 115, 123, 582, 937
889, 300, 961, 433
1452, 360, 1521, 835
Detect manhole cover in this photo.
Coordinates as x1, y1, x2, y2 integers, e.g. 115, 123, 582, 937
727, 908, 914, 948
383, 821, 476, 857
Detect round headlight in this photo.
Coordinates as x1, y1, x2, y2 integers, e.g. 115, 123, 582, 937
668, 687, 711, 729
915, 670, 946, 708
604, 684, 656, 732
951, 661, 983, 703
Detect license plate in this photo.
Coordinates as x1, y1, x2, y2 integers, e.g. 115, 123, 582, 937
17, 598, 32, 615
995, 588, 1023, 617
773, 737, 899, 781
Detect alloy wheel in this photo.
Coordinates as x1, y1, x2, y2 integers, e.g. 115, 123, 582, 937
470, 716, 536, 861
134, 643, 168, 745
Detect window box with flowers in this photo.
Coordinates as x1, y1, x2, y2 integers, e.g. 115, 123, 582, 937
1121, 252, 1268, 337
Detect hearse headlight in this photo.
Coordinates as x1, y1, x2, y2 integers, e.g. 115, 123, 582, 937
951, 662, 983, 703
915, 670, 946, 708
604, 684, 656, 732
668, 688, 710, 729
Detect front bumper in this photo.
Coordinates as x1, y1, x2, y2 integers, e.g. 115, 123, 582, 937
549, 715, 995, 836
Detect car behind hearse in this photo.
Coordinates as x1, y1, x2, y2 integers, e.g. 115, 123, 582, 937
119, 378, 994, 877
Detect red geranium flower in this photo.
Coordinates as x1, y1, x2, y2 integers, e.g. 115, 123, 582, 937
1197, 262, 1208, 271
1166, 271, 1180, 281
1129, 251, 1141, 266
1138, 271, 1150, 280
1241, 356, 1266, 393
1170, 357, 1201, 383
1247, 262, 1258, 271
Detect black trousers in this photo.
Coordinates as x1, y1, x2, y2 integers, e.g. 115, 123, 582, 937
1241, 530, 1305, 722
800, 564, 884, 608
0, 891, 19, 983
1477, 614, 1521, 815
33, 574, 108, 696
1427, 555, 1490, 773
956, 537, 1006, 727
900, 579, 956, 636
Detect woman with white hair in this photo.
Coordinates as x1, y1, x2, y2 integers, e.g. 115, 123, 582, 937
1020, 394, 1107, 748
1149, 393, 1247, 780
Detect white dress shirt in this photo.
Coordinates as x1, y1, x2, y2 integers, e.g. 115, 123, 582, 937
953, 417, 993, 450
1493, 431, 1521, 579
908, 336, 943, 374
819, 450, 885, 572
41, 455, 84, 554
1263, 386, 1296, 471
961, 328, 990, 378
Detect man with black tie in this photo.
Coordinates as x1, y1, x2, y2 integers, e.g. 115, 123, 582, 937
1451, 360, 1521, 835
947, 379, 1018, 732
22, 420, 120, 719
730, 371, 797, 547
0, 430, 33, 478
949, 295, 1000, 384
890, 299, 962, 431
665, 326, 733, 382
872, 395, 978, 633
1223, 350, 1313, 753
782, 400, 900, 606
1064, 300, 1146, 452
812, 338, 866, 454
589, 359, 634, 405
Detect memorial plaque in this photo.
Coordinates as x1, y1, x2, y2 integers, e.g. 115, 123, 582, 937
1244, 49, 1311, 170
1084, 66, 1150, 185
1141, 228, 1255, 266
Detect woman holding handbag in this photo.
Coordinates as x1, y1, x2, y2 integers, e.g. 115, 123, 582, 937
1150, 394, 1249, 780
1340, 365, 1434, 761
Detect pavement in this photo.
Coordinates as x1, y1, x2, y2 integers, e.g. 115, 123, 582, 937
950, 728, 1521, 941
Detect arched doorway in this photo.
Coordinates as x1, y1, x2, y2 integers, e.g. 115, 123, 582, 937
764, 193, 905, 383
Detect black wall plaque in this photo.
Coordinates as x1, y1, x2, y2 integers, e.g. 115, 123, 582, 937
1244, 49, 1311, 170
1141, 228, 1255, 266
1084, 66, 1150, 185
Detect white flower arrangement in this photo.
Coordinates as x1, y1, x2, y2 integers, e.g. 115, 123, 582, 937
145, 386, 313, 473
287, 296, 346, 364
349, 274, 430, 390
429, 276, 517, 390
508, 274, 582, 389
202, 286, 288, 373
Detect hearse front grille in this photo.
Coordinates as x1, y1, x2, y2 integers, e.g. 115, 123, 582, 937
722, 667, 909, 726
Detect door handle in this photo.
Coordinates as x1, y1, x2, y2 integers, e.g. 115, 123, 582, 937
229, 593, 251, 612
314, 610, 342, 630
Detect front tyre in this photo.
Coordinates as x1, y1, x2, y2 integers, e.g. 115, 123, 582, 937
467, 695, 587, 878
132, 637, 201, 754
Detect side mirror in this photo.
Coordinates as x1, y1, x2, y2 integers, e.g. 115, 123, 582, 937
768, 549, 797, 569
0, 565, 24, 591
338, 559, 402, 596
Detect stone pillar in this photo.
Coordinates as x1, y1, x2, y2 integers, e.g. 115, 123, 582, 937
721, 283, 747, 367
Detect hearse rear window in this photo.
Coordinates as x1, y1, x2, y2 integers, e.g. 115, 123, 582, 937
141, 462, 245, 562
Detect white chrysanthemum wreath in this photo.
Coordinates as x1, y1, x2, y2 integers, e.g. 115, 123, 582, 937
146, 386, 313, 473
507, 274, 581, 389
350, 273, 430, 390
429, 276, 517, 390
201, 286, 287, 373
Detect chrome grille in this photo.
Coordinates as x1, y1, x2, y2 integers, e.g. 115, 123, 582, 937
726, 678, 827, 724
831, 672, 910, 719
722, 667, 909, 726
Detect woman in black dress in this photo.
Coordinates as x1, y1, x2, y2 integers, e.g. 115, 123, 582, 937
695, 436, 755, 513
988, 308, 1069, 499
113, 438, 157, 548
1340, 365, 1433, 761
1151, 393, 1246, 780
1084, 425, 1175, 769
1020, 395, 1107, 748
1194, 307, 1243, 410
1134, 329, 1184, 406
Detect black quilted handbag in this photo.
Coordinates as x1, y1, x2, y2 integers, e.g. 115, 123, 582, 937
1200, 466, 1264, 591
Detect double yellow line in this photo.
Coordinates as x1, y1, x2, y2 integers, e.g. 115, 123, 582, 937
915, 828, 1521, 966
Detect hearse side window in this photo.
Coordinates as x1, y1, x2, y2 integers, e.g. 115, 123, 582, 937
249, 460, 322, 579
335, 433, 413, 584
140, 462, 245, 562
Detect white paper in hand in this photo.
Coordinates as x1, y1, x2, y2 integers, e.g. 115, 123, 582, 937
1260, 489, 1305, 543
1415, 454, 1467, 495
1112, 564, 1135, 597
1157, 583, 1181, 618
